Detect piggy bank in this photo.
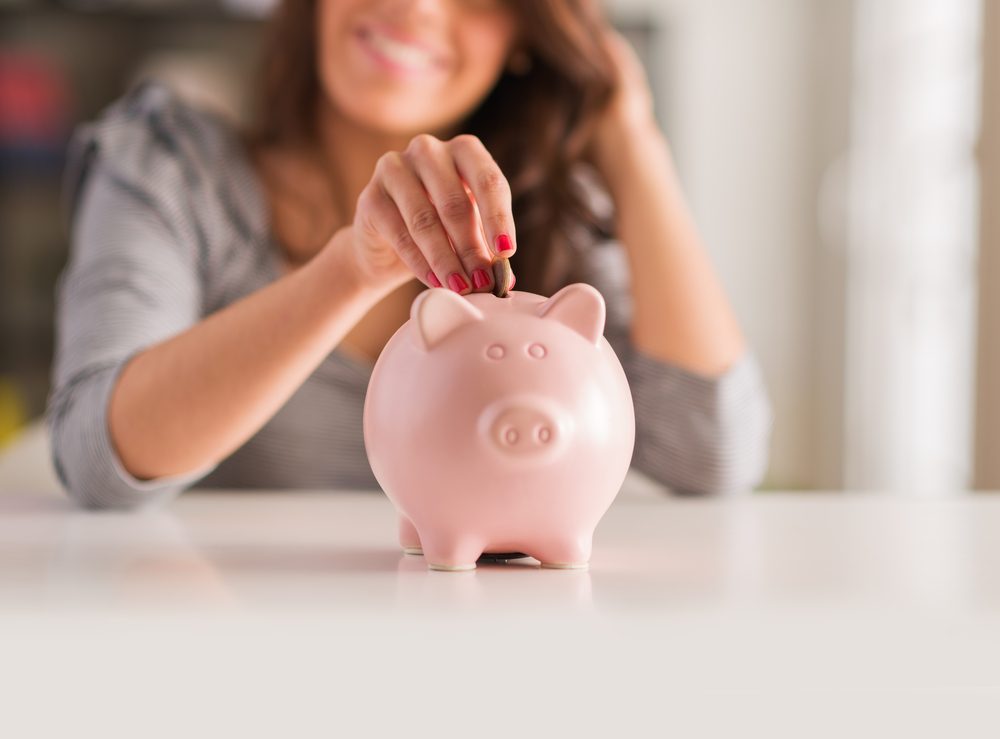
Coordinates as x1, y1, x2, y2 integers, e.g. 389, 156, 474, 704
363, 283, 635, 571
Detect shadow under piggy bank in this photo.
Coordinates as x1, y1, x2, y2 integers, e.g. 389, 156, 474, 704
365, 283, 636, 572
394, 548, 594, 611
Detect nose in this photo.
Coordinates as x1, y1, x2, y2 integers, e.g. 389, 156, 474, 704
484, 398, 567, 461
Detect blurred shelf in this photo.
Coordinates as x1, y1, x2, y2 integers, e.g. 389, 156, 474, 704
0, 1, 270, 25
1, 1, 269, 422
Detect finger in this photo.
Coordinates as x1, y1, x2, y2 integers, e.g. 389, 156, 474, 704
448, 134, 516, 258
377, 152, 471, 294
357, 183, 437, 288
470, 191, 515, 288
403, 135, 494, 293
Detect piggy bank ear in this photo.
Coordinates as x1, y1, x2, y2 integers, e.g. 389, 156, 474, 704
411, 288, 484, 351
537, 283, 606, 345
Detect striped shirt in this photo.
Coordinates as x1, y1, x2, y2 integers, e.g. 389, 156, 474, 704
47, 81, 773, 510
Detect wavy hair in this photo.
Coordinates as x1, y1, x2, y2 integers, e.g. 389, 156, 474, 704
249, 0, 618, 295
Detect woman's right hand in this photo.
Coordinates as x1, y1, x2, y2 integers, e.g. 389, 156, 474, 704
347, 133, 518, 295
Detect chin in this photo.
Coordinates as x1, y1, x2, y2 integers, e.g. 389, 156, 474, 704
333, 87, 468, 137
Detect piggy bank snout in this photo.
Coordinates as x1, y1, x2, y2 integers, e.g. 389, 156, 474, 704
481, 395, 569, 462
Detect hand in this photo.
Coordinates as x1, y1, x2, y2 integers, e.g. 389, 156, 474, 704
583, 27, 663, 182
347, 133, 517, 295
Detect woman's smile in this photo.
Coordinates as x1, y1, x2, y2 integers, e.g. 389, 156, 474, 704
354, 23, 450, 79
319, 0, 517, 134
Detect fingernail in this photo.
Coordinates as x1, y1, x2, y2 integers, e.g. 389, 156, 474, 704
472, 268, 491, 290
427, 270, 442, 288
495, 233, 514, 254
447, 272, 469, 293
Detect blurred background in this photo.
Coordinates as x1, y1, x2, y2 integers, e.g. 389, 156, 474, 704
0, 0, 997, 494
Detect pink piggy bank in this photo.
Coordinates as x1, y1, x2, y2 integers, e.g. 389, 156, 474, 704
363, 283, 635, 571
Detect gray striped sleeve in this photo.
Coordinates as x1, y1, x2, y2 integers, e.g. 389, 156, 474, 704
47, 352, 214, 510
47, 91, 217, 510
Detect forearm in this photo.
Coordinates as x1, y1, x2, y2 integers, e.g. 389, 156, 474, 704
109, 226, 388, 479
598, 124, 746, 376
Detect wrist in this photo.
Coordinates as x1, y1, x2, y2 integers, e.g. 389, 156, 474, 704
314, 226, 393, 304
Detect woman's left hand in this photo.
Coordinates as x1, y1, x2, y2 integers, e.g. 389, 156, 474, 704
584, 27, 664, 183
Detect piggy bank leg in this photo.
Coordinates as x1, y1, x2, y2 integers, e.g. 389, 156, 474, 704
420, 530, 483, 572
398, 516, 423, 556
531, 533, 593, 570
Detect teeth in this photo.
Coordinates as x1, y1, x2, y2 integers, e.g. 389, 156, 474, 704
367, 30, 437, 69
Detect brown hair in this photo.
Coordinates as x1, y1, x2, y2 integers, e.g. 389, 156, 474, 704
250, 0, 618, 295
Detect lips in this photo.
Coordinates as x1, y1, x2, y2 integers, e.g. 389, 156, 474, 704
356, 23, 448, 72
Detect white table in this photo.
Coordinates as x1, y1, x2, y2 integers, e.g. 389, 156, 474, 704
1, 427, 999, 737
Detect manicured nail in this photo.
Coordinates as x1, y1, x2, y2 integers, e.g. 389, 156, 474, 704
495, 233, 514, 255
447, 272, 469, 293
472, 268, 491, 290
427, 270, 442, 288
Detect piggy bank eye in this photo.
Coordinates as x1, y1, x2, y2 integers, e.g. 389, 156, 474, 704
485, 343, 506, 359
526, 343, 547, 359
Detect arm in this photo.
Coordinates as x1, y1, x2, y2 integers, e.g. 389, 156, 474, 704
108, 225, 384, 482
585, 27, 744, 375
49, 84, 517, 509
584, 29, 773, 492
596, 133, 775, 492
48, 158, 387, 509
596, 126, 746, 375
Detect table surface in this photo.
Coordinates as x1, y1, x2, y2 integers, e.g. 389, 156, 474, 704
2, 475, 1000, 616
2, 427, 999, 735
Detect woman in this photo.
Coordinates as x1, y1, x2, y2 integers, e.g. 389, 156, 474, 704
48, 0, 772, 510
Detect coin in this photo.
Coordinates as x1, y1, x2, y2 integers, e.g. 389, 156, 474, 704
491, 255, 514, 298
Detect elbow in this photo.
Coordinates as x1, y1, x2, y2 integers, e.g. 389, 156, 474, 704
48, 421, 170, 512
683, 432, 772, 495
48, 436, 114, 511
701, 396, 774, 494
634, 384, 775, 496
61, 478, 132, 512
52, 444, 186, 512
46, 371, 187, 512
47, 400, 105, 510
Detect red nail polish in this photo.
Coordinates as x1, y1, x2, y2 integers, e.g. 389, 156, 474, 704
472, 268, 490, 290
495, 233, 514, 254
447, 273, 469, 293
427, 270, 442, 288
